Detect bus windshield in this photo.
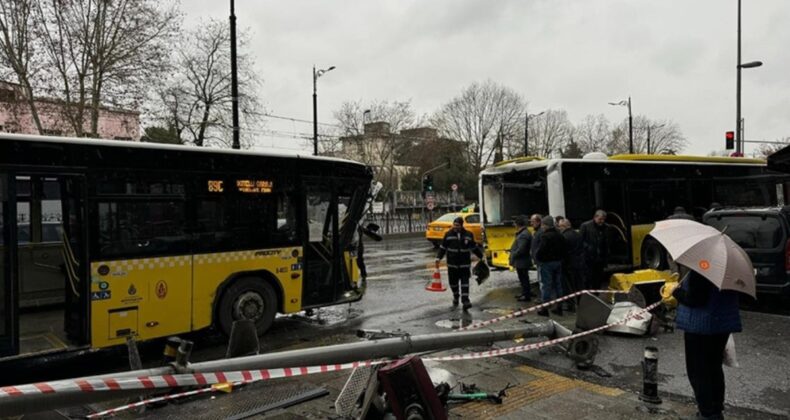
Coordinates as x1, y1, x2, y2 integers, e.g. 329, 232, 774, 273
482, 169, 548, 225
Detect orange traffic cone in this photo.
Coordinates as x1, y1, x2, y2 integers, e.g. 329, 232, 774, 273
426, 269, 447, 292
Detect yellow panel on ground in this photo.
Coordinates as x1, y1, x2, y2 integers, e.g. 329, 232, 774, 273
485, 225, 517, 269
609, 268, 679, 307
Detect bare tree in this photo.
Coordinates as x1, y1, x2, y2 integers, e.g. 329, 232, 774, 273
0, 0, 43, 133
609, 116, 687, 155
756, 137, 790, 158
334, 99, 421, 136
527, 109, 574, 158
432, 80, 525, 173
574, 114, 611, 154
332, 99, 422, 199
35, 0, 179, 137
155, 19, 262, 148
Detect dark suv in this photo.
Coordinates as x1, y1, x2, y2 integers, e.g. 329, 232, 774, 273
703, 207, 790, 297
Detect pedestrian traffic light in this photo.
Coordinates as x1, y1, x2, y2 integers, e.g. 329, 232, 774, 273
422, 174, 433, 193
725, 131, 735, 150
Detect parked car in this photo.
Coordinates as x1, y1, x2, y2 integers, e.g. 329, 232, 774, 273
425, 212, 483, 247
703, 207, 790, 297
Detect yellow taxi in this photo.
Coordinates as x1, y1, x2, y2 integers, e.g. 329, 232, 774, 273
426, 212, 483, 247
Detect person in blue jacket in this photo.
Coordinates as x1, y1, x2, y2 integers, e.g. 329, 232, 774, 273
672, 267, 742, 420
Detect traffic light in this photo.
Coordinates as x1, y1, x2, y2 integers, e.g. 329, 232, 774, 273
422, 174, 433, 193
725, 131, 735, 150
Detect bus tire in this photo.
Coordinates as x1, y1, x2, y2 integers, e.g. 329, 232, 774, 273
641, 237, 669, 270
217, 277, 278, 337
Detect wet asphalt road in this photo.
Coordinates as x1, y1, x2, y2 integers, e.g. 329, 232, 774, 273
205, 234, 789, 418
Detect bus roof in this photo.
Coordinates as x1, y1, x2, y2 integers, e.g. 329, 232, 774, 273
482, 154, 766, 175
0, 132, 363, 166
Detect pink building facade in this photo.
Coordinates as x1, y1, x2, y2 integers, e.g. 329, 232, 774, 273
0, 81, 140, 141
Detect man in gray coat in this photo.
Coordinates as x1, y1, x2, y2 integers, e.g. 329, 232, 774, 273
509, 216, 533, 302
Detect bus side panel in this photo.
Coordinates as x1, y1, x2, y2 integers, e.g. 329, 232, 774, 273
89, 257, 192, 349
630, 223, 654, 267
191, 247, 302, 331
485, 226, 517, 269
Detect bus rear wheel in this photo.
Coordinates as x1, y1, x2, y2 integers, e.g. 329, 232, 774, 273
641, 237, 669, 270
218, 277, 278, 337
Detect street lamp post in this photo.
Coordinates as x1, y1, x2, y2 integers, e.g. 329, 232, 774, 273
736, 0, 763, 155
229, 0, 240, 149
608, 97, 633, 154
524, 111, 545, 157
312, 65, 336, 155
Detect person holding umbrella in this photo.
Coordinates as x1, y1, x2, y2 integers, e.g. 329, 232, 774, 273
650, 220, 754, 420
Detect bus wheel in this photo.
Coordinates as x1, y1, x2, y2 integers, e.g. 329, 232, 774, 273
641, 237, 669, 270
218, 277, 278, 336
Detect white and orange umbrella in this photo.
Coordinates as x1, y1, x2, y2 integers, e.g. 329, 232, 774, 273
649, 219, 756, 298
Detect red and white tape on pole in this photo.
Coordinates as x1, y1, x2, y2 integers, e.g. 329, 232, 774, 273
457, 289, 628, 331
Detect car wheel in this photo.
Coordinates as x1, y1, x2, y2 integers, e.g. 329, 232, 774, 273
217, 277, 278, 336
641, 237, 669, 270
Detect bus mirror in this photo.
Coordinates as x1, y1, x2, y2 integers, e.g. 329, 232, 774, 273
365, 223, 380, 233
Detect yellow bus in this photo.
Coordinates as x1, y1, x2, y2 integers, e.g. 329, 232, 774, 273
0, 134, 373, 361
479, 154, 790, 271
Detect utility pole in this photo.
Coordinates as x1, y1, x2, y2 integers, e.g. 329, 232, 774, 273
313, 65, 336, 155
735, 0, 763, 155
313, 66, 318, 155
736, 0, 742, 155
628, 96, 633, 154
229, 0, 240, 149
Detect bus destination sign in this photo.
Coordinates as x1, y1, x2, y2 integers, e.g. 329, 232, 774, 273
236, 179, 273, 194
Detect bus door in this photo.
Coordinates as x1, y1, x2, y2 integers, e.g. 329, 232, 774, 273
593, 180, 631, 266
14, 174, 88, 356
302, 182, 340, 307
0, 172, 19, 357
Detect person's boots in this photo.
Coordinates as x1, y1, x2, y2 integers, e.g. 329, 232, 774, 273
537, 308, 549, 317
462, 300, 472, 311
452, 298, 459, 308
551, 304, 564, 316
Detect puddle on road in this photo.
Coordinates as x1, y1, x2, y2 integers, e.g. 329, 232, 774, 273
280, 306, 363, 326
435, 313, 475, 329
483, 307, 520, 316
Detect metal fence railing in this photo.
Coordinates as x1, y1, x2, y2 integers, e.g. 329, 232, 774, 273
366, 208, 458, 235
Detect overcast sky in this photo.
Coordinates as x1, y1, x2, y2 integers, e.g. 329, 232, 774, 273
183, 0, 789, 156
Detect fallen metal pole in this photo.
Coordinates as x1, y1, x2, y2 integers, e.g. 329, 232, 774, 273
1, 321, 579, 415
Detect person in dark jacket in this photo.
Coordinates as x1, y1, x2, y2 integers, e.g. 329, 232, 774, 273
535, 216, 566, 316
436, 217, 485, 310
579, 210, 609, 289
529, 213, 544, 285
509, 216, 533, 302
558, 219, 585, 311
671, 268, 742, 420
667, 206, 695, 221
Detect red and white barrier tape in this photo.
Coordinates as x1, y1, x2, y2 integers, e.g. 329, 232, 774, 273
0, 360, 383, 401
457, 289, 628, 331
428, 298, 663, 361
85, 383, 223, 418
